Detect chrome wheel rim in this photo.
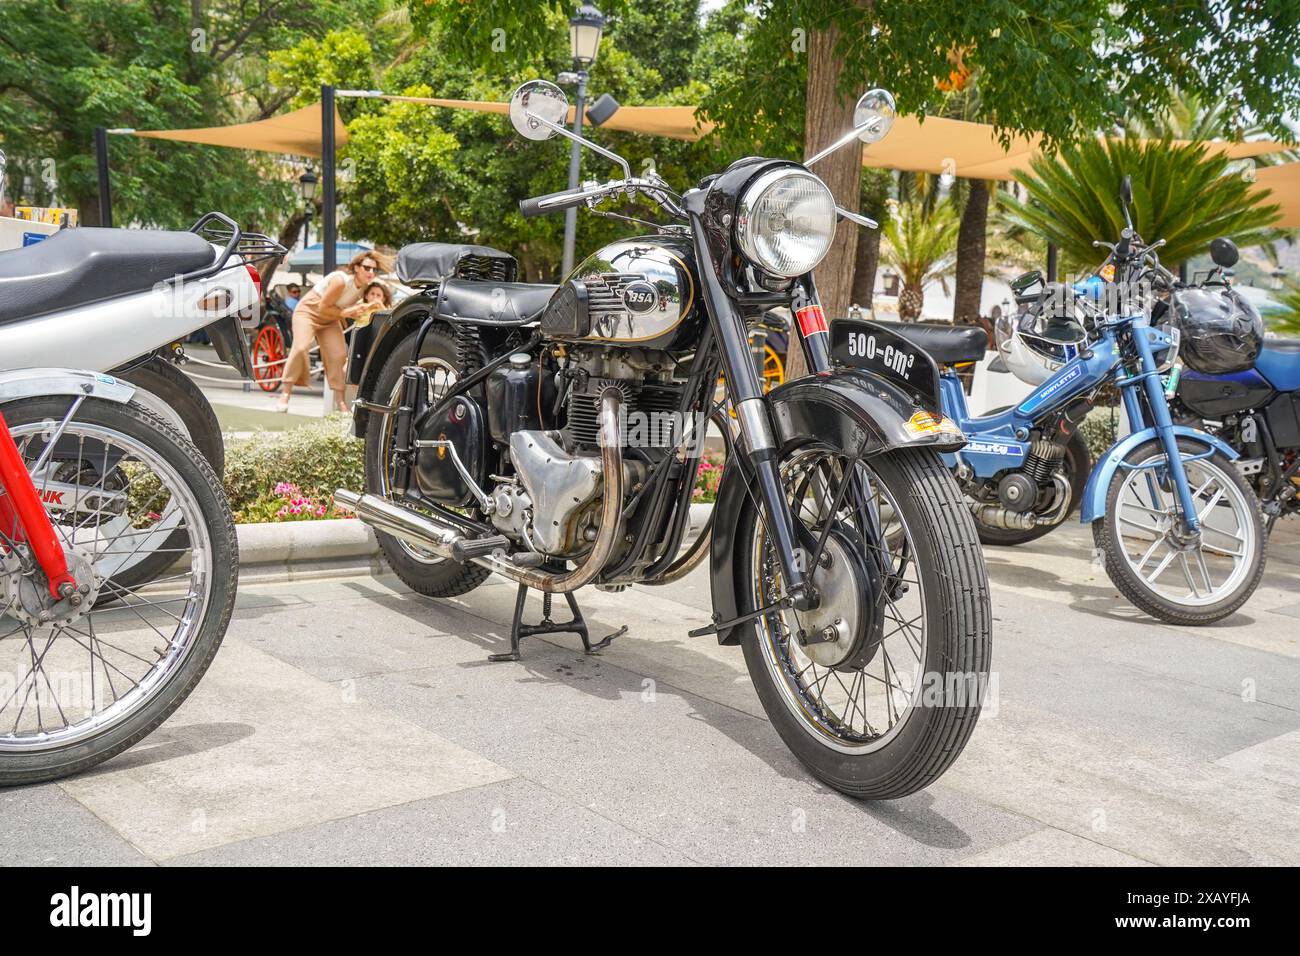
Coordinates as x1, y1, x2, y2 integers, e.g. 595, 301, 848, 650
0, 419, 212, 751
1114, 452, 1255, 608
750, 448, 928, 754
376, 357, 458, 564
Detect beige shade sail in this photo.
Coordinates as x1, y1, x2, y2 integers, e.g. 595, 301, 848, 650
379, 95, 715, 141
128, 102, 348, 158
1254, 162, 1300, 228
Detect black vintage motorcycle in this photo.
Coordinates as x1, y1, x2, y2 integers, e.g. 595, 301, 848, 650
338, 81, 991, 799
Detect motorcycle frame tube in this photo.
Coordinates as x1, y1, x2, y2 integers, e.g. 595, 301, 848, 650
0, 409, 76, 599
685, 198, 812, 605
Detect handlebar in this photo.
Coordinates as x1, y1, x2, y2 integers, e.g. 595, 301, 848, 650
519, 185, 596, 219
519, 176, 686, 221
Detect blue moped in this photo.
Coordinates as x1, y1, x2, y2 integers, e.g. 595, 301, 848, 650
871, 178, 1265, 624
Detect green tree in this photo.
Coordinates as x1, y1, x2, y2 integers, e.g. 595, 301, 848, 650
881, 198, 960, 321
314, 2, 718, 280
0, 0, 382, 230
1001, 137, 1282, 276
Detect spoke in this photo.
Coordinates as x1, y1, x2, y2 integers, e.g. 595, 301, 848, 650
1133, 533, 1167, 574
1179, 553, 1201, 598
1144, 546, 1178, 586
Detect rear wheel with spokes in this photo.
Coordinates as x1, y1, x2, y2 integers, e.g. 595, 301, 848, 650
0, 397, 236, 785
736, 443, 991, 799
1094, 437, 1265, 624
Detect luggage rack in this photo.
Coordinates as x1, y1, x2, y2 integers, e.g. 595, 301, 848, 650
188, 211, 286, 280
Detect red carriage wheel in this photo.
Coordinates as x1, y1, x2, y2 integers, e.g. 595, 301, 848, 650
252, 325, 286, 392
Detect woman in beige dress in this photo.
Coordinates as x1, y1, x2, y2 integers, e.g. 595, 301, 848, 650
276, 250, 382, 412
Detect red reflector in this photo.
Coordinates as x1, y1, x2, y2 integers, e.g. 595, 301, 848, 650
795, 304, 828, 337
245, 263, 263, 295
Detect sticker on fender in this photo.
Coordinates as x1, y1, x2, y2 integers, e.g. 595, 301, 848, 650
905, 410, 962, 439
828, 319, 941, 406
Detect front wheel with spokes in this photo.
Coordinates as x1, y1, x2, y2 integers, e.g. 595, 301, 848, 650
736, 444, 991, 799
1094, 437, 1265, 625
0, 397, 236, 785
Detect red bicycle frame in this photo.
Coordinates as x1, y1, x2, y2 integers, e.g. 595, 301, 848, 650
0, 408, 78, 600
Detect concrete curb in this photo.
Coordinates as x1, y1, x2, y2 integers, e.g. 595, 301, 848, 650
235, 502, 716, 580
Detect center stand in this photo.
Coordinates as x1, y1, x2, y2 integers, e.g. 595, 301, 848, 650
489, 582, 627, 662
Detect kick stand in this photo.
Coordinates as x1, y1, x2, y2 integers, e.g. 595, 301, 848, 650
488, 583, 627, 662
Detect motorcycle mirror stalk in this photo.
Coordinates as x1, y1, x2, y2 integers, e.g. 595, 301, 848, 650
804, 88, 897, 167
509, 80, 631, 180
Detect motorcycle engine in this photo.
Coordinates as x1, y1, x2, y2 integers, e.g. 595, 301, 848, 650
488, 345, 678, 557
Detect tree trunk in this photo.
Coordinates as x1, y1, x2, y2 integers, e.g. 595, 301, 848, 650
849, 226, 880, 311
786, 22, 862, 381
899, 283, 923, 322
953, 178, 989, 327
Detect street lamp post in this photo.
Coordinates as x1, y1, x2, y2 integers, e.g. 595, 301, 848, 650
561, 3, 605, 277
298, 170, 318, 249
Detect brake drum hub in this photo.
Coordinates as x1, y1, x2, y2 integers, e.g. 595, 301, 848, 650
793, 527, 884, 670
2, 545, 100, 628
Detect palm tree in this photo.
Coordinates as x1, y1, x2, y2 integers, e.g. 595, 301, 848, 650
881, 198, 960, 321
1001, 136, 1282, 276
1272, 281, 1300, 337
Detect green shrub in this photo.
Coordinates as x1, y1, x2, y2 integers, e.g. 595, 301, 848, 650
223, 415, 364, 522
1078, 406, 1119, 462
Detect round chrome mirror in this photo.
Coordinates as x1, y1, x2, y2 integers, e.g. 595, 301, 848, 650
509, 80, 569, 141
854, 89, 897, 144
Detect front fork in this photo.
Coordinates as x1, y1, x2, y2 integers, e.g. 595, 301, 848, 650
0, 408, 78, 600
688, 206, 828, 608
1121, 317, 1202, 534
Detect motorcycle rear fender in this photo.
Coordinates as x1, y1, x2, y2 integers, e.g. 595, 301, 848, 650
1079, 425, 1239, 524
707, 368, 963, 645
0, 368, 136, 406
349, 291, 440, 438
0, 263, 258, 374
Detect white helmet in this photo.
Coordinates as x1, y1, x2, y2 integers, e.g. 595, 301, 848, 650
994, 284, 1089, 386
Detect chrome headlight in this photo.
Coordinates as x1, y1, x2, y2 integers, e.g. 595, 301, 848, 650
735, 168, 837, 278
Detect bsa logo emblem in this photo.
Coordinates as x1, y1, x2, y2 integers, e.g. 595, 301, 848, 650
621, 280, 658, 314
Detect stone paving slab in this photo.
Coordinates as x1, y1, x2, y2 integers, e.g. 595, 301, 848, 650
57, 639, 512, 861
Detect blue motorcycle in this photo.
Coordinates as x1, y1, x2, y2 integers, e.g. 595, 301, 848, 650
1166, 238, 1300, 533
864, 178, 1265, 624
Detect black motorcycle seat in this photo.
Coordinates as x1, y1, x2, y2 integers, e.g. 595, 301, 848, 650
0, 227, 217, 325
871, 320, 988, 365
435, 278, 558, 326
397, 242, 518, 285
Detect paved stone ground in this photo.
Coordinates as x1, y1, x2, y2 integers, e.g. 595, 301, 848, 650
2, 521, 1297, 867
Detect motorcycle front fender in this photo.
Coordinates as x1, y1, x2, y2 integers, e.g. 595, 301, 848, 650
0, 368, 136, 406
707, 368, 964, 645
1079, 425, 1239, 524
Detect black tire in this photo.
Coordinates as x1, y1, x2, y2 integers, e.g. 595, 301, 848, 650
106, 358, 224, 592
1092, 436, 1266, 625
0, 397, 237, 786
113, 356, 224, 475
976, 427, 1091, 546
737, 445, 991, 799
363, 326, 491, 598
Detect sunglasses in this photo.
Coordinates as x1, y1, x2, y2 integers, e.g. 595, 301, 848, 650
357, 263, 379, 272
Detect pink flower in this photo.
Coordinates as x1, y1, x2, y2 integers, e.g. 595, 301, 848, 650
274, 482, 300, 496
315, 505, 326, 517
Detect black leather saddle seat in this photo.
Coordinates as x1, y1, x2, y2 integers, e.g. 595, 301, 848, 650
0, 227, 216, 325
397, 241, 519, 285
435, 278, 559, 326
870, 320, 988, 365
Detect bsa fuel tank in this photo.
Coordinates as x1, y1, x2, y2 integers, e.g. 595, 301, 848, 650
540, 235, 703, 351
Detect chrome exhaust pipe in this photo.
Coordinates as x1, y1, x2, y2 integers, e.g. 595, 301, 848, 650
335, 388, 626, 595
333, 488, 464, 560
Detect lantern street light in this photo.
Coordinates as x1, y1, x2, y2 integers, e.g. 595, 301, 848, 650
298, 169, 318, 248
560, 3, 606, 275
